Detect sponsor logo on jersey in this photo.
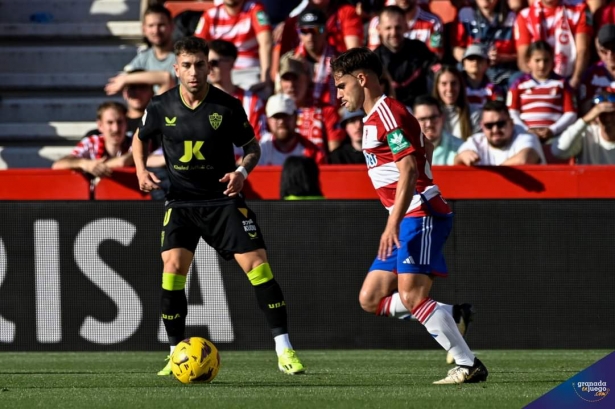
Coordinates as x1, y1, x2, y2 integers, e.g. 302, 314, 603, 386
209, 113, 223, 130
402, 256, 415, 264
386, 130, 411, 154
165, 117, 177, 126
256, 10, 269, 26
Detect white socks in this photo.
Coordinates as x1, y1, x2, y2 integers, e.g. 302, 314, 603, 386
378, 293, 454, 321
274, 334, 292, 356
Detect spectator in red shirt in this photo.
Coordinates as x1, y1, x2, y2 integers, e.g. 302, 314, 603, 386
283, 7, 339, 107
194, 0, 273, 97
514, 0, 592, 89
278, 56, 346, 152
259, 94, 326, 165
52, 102, 133, 176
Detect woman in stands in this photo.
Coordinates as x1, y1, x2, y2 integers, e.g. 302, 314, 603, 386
432, 65, 476, 140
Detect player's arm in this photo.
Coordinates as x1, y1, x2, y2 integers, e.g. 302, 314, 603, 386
501, 147, 541, 165
133, 129, 161, 192
240, 138, 261, 174
105, 152, 135, 168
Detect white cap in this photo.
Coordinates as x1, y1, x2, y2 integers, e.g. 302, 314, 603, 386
266, 93, 297, 117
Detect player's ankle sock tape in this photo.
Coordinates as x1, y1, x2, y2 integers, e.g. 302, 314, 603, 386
162, 272, 186, 291
253, 278, 288, 336
247, 263, 274, 286
161, 289, 187, 346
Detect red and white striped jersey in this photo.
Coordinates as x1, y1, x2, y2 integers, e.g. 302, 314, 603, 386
194, 1, 271, 69
70, 134, 130, 160
466, 78, 504, 114
367, 9, 443, 55
507, 73, 575, 128
232, 87, 266, 140
362, 96, 450, 217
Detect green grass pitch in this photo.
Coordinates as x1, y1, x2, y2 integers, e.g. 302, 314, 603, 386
0, 350, 609, 409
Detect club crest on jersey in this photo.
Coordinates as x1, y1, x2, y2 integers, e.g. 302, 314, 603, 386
386, 130, 410, 154
209, 113, 223, 130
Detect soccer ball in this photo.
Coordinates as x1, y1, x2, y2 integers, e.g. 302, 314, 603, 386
171, 337, 220, 384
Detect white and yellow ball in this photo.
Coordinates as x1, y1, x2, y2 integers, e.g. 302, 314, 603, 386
171, 337, 220, 384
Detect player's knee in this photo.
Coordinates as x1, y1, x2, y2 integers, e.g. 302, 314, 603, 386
358, 291, 379, 314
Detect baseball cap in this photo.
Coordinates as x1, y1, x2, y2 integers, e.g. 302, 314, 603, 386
462, 44, 488, 61
298, 7, 326, 27
598, 24, 615, 47
266, 94, 297, 117
340, 108, 365, 126
279, 56, 306, 78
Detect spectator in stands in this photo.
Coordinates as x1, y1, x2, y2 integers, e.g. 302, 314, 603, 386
551, 96, 615, 164
433, 65, 476, 140
52, 102, 134, 176
194, 0, 273, 97
328, 109, 366, 164
514, 0, 592, 89
455, 100, 545, 165
209, 40, 267, 141
579, 24, 615, 116
280, 156, 325, 199
367, 0, 444, 59
413, 95, 462, 165
453, 0, 517, 87
106, 5, 176, 95
507, 41, 576, 146
278, 56, 345, 152
373, 6, 439, 109
259, 93, 326, 165
462, 44, 504, 126
283, 7, 339, 107
275, 0, 364, 56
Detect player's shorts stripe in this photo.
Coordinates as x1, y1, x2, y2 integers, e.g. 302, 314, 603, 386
379, 102, 399, 129
376, 105, 393, 131
420, 216, 433, 265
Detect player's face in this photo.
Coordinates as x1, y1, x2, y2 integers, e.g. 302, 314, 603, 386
97, 108, 127, 145
334, 72, 365, 112
437, 72, 460, 106
268, 113, 296, 141
378, 13, 405, 52
123, 84, 154, 111
142, 13, 172, 47
175, 52, 210, 94
482, 110, 513, 148
207, 50, 234, 84
414, 104, 444, 143
281, 73, 309, 103
527, 50, 553, 80
345, 117, 363, 143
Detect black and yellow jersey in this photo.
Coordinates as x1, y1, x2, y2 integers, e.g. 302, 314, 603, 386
139, 85, 255, 202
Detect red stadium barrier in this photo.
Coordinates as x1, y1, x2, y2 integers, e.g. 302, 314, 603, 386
1, 166, 615, 200
164, 0, 214, 18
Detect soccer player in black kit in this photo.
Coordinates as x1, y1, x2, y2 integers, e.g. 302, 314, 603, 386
132, 37, 305, 376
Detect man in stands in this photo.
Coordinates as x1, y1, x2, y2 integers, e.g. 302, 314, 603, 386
579, 24, 615, 115
259, 94, 325, 165
413, 95, 462, 165
328, 108, 366, 164
52, 102, 133, 177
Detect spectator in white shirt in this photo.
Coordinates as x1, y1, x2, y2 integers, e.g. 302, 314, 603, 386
455, 100, 545, 166
551, 96, 615, 164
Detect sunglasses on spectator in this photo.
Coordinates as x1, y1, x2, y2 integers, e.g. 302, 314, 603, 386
483, 120, 507, 130
593, 93, 615, 104
299, 26, 325, 35
209, 58, 232, 68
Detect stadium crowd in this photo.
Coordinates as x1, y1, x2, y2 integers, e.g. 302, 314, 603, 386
53, 0, 615, 197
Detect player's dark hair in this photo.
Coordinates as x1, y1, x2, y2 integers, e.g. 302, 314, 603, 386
482, 100, 510, 117
209, 39, 238, 61
280, 156, 323, 199
330, 47, 383, 79
526, 40, 553, 60
96, 101, 127, 120
143, 4, 172, 22
412, 95, 442, 114
174, 36, 209, 57
379, 5, 405, 20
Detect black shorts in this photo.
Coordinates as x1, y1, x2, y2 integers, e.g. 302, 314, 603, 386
161, 198, 266, 260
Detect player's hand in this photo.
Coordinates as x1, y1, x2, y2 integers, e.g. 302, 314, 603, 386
104, 74, 126, 95
220, 171, 244, 197
81, 158, 113, 177
378, 223, 400, 261
456, 150, 481, 166
136, 169, 161, 192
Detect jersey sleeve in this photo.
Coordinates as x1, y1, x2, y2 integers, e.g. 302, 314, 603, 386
231, 99, 256, 147
514, 10, 532, 47
338, 5, 364, 41
507, 83, 521, 111
138, 99, 162, 142
251, 3, 272, 34
193, 12, 210, 40
379, 103, 421, 161
452, 16, 469, 48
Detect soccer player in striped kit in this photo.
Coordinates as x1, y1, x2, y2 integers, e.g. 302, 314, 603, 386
331, 48, 488, 384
